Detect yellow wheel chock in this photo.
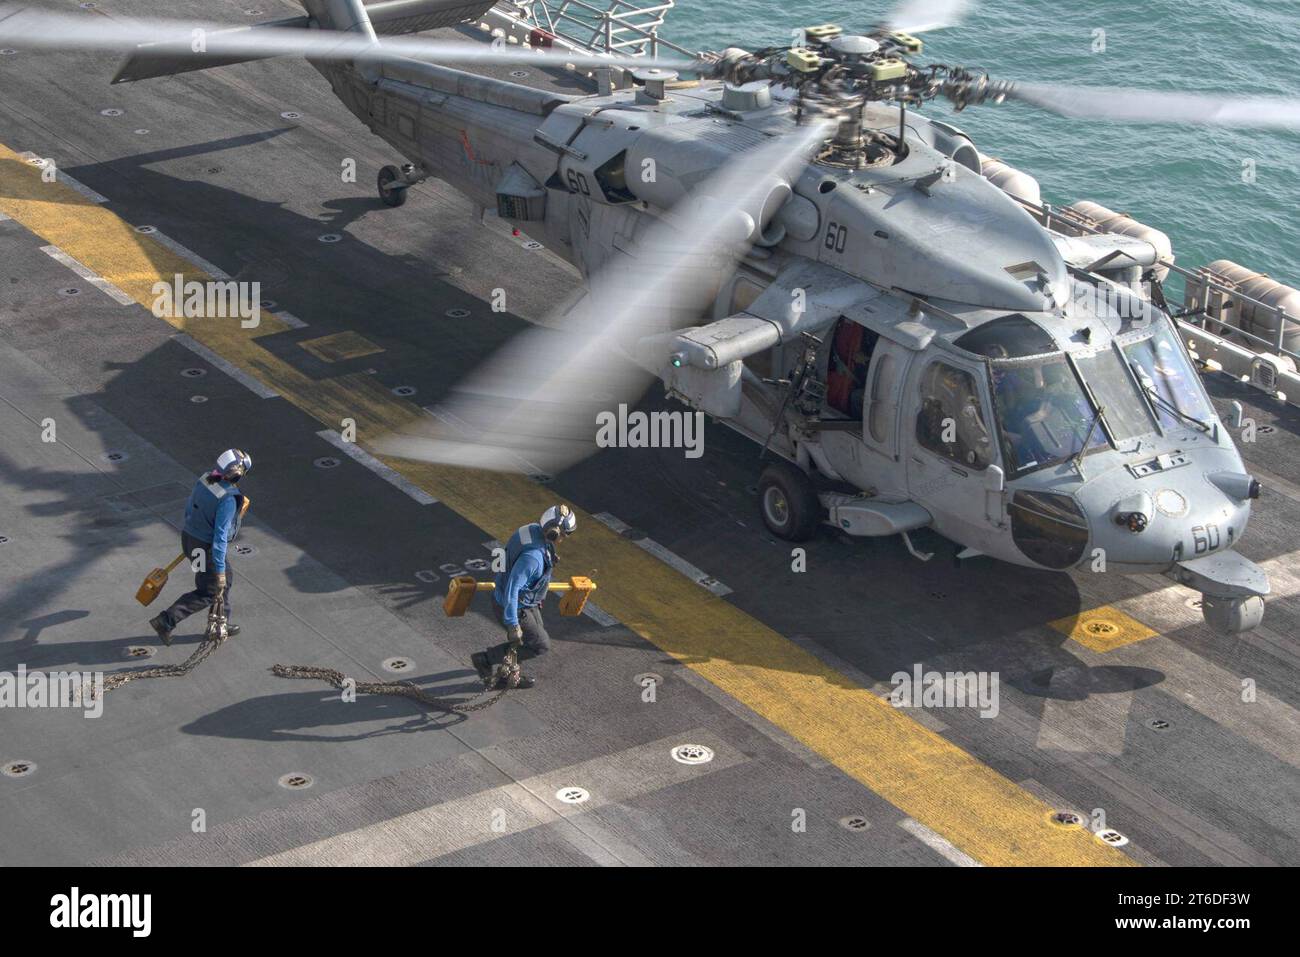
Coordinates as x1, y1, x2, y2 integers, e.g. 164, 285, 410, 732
443, 576, 597, 618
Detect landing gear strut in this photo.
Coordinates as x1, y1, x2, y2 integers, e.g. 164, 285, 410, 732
377, 163, 426, 207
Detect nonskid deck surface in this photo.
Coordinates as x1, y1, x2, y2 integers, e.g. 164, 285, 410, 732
0, 0, 1297, 867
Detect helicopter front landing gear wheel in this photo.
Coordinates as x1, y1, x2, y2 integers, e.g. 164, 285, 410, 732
758, 459, 820, 542
378, 164, 408, 207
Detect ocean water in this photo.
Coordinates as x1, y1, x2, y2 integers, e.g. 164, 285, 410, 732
661, 0, 1300, 286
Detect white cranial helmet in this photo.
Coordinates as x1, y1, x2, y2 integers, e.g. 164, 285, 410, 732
540, 504, 576, 542
216, 448, 253, 481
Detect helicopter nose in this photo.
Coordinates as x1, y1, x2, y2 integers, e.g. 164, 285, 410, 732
1082, 475, 1255, 569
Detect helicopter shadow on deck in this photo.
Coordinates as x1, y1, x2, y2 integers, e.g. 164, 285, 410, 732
57, 135, 534, 392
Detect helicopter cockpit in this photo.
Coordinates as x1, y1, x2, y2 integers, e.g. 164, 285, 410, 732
954, 309, 1217, 480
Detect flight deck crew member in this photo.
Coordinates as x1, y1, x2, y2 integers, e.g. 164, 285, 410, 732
471, 504, 577, 690
149, 449, 252, 645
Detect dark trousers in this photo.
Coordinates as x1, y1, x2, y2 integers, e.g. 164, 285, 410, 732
159, 531, 233, 629
488, 600, 550, 667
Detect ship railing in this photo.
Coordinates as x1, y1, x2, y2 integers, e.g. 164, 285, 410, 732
516, 0, 698, 60
1019, 198, 1300, 369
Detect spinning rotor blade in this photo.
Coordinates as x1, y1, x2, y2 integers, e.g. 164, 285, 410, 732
376, 119, 834, 475
0, 6, 696, 74
883, 0, 972, 34
1003, 82, 1300, 131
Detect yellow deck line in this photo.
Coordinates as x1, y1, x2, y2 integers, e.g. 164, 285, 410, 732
0, 145, 1131, 866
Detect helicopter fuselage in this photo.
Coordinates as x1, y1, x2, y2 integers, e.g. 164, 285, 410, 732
312, 51, 1270, 634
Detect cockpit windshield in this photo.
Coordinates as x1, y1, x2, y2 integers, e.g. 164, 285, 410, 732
990, 355, 1105, 476
1122, 318, 1216, 430
1072, 346, 1157, 442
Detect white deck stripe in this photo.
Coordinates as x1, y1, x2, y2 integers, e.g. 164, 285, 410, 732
248, 730, 740, 866
20, 152, 108, 203
900, 818, 983, 867
173, 333, 280, 399
38, 244, 134, 305
592, 511, 732, 596
276, 311, 308, 329
316, 429, 437, 505
581, 601, 619, 627
144, 229, 231, 279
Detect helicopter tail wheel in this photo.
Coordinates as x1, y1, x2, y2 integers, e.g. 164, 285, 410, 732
1200, 594, 1265, 636
378, 165, 407, 208
758, 460, 821, 541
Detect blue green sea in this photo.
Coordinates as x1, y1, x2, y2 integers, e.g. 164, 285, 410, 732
664, 0, 1299, 285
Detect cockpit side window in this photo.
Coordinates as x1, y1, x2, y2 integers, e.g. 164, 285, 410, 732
990, 354, 1105, 476
915, 361, 993, 470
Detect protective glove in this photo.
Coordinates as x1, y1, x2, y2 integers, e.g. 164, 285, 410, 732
239, 496, 252, 518
506, 624, 523, 645
213, 572, 227, 591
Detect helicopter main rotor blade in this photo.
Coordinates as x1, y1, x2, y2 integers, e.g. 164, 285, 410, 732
0, 6, 697, 74
882, 0, 972, 34
376, 119, 833, 475
1005, 82, 1300, 131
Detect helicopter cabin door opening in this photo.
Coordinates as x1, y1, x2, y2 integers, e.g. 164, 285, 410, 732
825, 317, 879, 425
812, 315, 916, 497
907, 356, 1006, 548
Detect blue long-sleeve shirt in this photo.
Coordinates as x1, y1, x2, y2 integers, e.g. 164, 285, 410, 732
181, 473, 242, 573
492, 523, 555, 627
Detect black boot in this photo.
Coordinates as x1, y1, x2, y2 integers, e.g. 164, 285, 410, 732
226, 624, 241, 638
496, 668, 536, 690
470, 651, 493, 684
149, 615, 174, 646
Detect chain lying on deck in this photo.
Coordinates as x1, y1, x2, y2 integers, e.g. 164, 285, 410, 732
95, 599, 230, 698
269, 663, 515, 714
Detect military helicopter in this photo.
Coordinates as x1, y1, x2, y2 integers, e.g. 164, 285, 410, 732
5, 0, 1295, 635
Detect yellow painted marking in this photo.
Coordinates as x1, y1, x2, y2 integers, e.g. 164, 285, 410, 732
299, 330, 384, 363
0, 143, 1132, 867
1050, 605, 1159, 653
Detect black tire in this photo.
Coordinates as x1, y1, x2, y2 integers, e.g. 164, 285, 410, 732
378, 165, 407, 207
758, 459, 821, 541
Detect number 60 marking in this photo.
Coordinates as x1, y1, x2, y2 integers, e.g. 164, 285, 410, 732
824, 221, 847, 253
1192, 523, 1221, 554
